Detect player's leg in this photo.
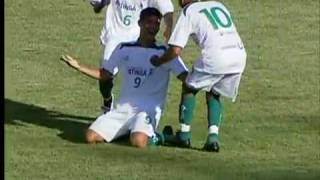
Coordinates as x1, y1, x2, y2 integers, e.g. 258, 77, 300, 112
86, 129, 105, 144
99, 40, 119, 113
130, 132, 149, 148
129, 112, 163, 148
87, 107, 131, 144
176, 82, 198, 147
99, 78, 114, 113
203, 91, 222, 152
202, 73, 242, 152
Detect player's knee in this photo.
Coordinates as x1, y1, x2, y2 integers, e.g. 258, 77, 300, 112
86, 129, 104, 144
206, 91, 220, 102
130, 132, 149, 148
182, 83, 198, 95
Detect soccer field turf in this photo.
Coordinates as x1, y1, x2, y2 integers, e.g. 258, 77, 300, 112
5, 0, 320, 179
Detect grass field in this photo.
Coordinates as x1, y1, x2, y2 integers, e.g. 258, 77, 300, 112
5, 0, 320, 179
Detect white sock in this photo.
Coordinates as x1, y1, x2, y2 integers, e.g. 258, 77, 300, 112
209, 125, 219, 135
180, 123, 191, 132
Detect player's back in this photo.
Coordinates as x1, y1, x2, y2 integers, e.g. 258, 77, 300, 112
183, 1, 246, 74
101, 0, 146, 43
100, 0, 174, 45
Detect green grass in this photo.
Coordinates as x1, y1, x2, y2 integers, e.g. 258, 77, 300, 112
5, 0, 320, 179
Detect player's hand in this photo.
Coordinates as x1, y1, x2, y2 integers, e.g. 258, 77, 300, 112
90, 0, 107, 13
150, 55, 161, 67
60, 55, 81, 70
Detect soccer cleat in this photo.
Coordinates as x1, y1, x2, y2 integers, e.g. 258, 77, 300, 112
149, 132, 164, 146
203, 141, 220, 152
203, 134, 220, 152
162, 125, 175, 145
163, 125, 174, 137
175, 131, 191, 148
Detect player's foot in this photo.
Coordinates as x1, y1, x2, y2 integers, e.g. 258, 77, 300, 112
162, 125, 176, 145
203, 134, 220, 152
203, 141, 220, 152
149, 132, 164, 146
176, 131, 191, 148
101, 105, 111, 114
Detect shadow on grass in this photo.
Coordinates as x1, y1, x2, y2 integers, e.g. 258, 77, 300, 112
4, 98, 132, 146
5, 98, 95, 143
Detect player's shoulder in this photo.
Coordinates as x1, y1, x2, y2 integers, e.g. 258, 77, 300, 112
182, 1, 200, 16
119, 41, 167, 51
151, 42, 168, 51
183, 1, 217, 16
118, 41, 140, 49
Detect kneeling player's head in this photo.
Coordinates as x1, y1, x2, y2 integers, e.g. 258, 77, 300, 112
138, 7, 162, 37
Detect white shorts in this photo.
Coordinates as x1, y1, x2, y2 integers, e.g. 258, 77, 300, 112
89, 104, 159, 142
186, 69, 243, 102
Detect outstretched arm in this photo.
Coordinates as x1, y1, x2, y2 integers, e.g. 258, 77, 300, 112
60, 55, 112, 81
150, 45, 183, 67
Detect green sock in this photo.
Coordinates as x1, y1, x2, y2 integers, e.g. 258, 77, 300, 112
178, 131, 192, 142
207, 95, 223, 139
179, 94, 196, 126
177, 94, 195, 141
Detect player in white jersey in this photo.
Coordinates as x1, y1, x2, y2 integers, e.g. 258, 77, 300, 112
90, 0, 175, 113
60, 8, 188, 148
150, 0, 247, 152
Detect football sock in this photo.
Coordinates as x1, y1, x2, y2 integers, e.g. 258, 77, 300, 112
99, 79, 113, 108
207, 95, 222, 142
178, 94, 195, 141
103, 96, 113, 108
179, 94, 196, 132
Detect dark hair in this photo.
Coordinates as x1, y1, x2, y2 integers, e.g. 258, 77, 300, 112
139, 7, 162, 21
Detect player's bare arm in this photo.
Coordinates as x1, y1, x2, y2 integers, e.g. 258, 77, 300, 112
163, 12, 173, 42
150, 45, 183, 67
60, 55, 112, 81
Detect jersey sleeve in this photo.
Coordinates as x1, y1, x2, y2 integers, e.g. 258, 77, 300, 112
164, 56, 189, 76
168, 12, 192, 48
150, 0, 174, 15
102, 44, 123, 75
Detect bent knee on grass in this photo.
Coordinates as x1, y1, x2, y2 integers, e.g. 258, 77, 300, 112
86, 129, 105, 144
130, 132, 149, 148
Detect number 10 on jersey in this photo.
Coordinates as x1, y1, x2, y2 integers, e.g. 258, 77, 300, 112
199, 7, 233, 29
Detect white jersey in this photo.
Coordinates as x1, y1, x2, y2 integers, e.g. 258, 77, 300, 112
100, 0, 174, 45
168, 1, 247, 74
102, 41, 188, 115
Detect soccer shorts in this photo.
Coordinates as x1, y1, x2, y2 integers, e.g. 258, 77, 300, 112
89, 104, 158, 142
186, 69, 243, 102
